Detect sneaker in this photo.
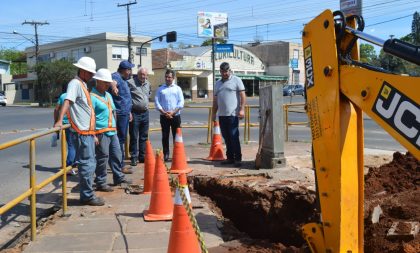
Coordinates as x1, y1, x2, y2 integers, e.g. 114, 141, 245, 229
130, 158, 138, 166
221, 160, 234, 165
234, 161, 242, 167
96, 185, 114, 192
80, 197, 105, 206
122, 166, 133, 174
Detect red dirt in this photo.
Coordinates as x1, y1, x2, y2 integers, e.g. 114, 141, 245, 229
197, 152, 419, 253
364, 152, 419, 253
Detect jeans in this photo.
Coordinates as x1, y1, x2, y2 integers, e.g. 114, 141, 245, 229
219, 116, 242, 161
95, 134, 125, 186
65, 129, 77, 167
129, 110, 149, 161
159, 115, 181, 157
116, 113, 130, 167
74, 134, 97, 201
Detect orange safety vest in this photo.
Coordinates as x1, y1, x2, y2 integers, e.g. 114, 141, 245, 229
90, 92, 117, 134
66, 79, 96, 135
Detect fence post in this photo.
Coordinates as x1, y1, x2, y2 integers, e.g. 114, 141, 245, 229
61, 129, 68, 215
247, 106, 250, 143
29, 139, 37, 241
207, 107, 212, 144
284, 105, 289, 142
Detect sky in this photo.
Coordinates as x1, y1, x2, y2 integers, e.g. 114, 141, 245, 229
0, 0, 419, 51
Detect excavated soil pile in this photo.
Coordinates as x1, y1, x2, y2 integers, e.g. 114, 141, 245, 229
193, 174, 318, 252
195, 152, 418, 253
364, 152, 419, 253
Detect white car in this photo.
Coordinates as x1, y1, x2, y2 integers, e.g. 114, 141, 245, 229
0, 94, 7, 106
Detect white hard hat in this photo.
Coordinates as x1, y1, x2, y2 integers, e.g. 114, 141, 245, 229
93, 68, 113, 83
73, 57, 96, 74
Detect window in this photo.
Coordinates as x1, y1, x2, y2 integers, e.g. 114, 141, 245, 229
293, 49, 299, 59
56, 51, 69, 60
136, 47, 147, 56
112, 46, 129, 60
71, 48, 85, 61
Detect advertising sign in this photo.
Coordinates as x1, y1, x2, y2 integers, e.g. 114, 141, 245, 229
290, 59, 298, 69
340, 0, 362, 16
215, 44, 234, 53
197, 12, 228, 38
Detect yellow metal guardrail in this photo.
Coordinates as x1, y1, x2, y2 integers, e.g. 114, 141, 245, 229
0, 125, 72, 241
283, 103, 308, 141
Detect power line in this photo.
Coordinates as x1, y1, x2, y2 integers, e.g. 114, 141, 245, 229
118, 1, 137, 62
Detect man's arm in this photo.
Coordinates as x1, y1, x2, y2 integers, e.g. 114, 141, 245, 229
54, 99, 72, 127
238, 91, 246, 119
54, 104, 61, 124
154, 87, 165, 114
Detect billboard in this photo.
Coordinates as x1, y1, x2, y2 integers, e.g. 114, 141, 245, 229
197, 12, 228, 38
340, 0, 362, 16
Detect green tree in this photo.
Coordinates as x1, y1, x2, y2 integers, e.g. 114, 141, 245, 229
201, 38, 227, 46
35, 59, 76, 105
378, 49, 406, 74
359, 43, 378, 64
411, 11, 420, 45
0, 49, 27, 75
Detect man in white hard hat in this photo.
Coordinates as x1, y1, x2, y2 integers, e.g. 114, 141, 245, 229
54, 56, 105, 206
90, 69, 131, 192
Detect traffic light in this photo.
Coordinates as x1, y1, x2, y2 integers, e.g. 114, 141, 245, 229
166, 31, 177, 43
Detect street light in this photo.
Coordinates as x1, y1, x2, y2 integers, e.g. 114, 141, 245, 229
13, 30, 37, 64
139, 31, 177, 67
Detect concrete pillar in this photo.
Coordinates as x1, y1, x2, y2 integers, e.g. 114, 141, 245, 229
258, 85, 286, 168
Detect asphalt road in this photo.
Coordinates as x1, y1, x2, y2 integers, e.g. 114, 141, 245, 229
0, 96, 406, 245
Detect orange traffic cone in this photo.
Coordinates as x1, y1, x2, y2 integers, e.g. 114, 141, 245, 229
143, 140, 155, 194
170, 128, 192, 174
167, 173, 200, 253
204, 121, 226, 161
143, 151, 173, 221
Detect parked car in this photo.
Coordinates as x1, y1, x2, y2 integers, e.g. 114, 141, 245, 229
0, 94, 7, 106
283, 84, 305, 96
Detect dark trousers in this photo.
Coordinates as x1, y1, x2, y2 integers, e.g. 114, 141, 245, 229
116, 113, 130, 167
129, 110, 149, 161
219, 116, 242, 161
159, 115, 181, 157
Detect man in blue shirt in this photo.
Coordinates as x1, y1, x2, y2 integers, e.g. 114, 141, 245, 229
91, 68, 130, 192
110, 60, 134, 174
154, 69, 184, 161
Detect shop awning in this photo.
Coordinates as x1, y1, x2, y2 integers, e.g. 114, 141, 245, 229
216, 74, 287, 81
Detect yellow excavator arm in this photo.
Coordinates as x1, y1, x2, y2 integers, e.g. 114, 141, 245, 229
301, 9, 419, 253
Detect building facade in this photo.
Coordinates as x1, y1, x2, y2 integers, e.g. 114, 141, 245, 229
12, 32, 152, 103
150, 45, 288, 100
244, 41, 305, 85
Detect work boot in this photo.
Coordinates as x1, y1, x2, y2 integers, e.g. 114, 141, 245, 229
115, 178, 133, 186
122, 165, 133, 174
138, 157, 145, 163
80, 197, 105, 206
96, 184, 114, 192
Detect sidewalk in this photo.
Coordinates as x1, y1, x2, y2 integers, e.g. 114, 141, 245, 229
21, 141, 393, 252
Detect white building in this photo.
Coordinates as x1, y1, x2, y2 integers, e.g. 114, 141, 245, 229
12, 32, 152, 103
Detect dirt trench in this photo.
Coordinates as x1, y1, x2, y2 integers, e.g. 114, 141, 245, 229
192, 152, 419, 253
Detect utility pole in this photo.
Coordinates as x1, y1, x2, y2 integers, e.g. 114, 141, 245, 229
118, 1, 137, 63
22, 20, 49, 65
22, 20, 49, 106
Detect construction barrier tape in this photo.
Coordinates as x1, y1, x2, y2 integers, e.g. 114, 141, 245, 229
163, 161, 208, 253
